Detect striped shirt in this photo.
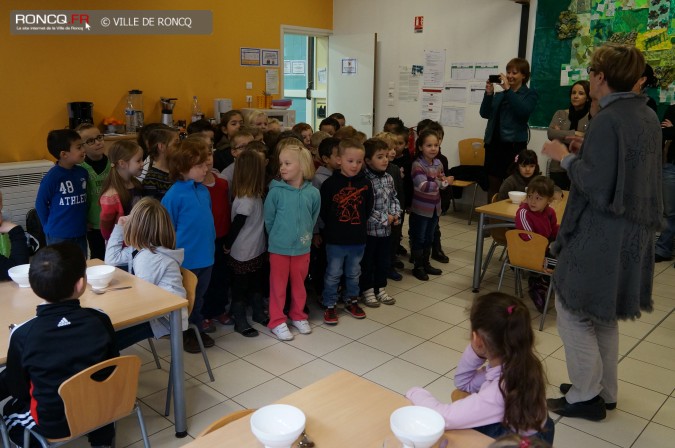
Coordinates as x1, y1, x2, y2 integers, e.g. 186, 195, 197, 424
410, 157, 444, 217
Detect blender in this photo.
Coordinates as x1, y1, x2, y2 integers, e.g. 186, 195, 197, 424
160, 97, 178, 126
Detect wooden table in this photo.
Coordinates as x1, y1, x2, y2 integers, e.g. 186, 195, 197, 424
183, 370, 493, 448
471, 193, 569, 292
0, 259, 190, 437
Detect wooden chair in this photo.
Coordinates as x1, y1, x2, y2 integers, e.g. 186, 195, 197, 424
479, 194, 512, 283
23, 355, 150, 448
451, 138, 485, 225
197, 409, 255, 438
497, 230, 554, 331
163, 267, 214, 416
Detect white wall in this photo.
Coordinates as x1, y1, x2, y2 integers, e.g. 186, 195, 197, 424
333, 0, 523, 170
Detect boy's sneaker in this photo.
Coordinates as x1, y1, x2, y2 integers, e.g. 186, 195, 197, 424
345, 300, 366, 319
393, 260, 405, 269
271, 323, 294, 341
361, 288, 380, 308
214, 313, 234, 325
376, 290, 396, 305
397, 245, 408, 256
388, 268, 403, 281
291, 320, 312, 334
323, 307, 339, 325
201, 319, 216, 333
528, 286, 546, 314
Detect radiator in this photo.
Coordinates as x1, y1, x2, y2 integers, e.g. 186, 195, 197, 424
0, 160, 54, 228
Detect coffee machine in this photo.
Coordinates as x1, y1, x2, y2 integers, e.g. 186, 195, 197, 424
67, 102, 94, 129
160, 97, 177, 126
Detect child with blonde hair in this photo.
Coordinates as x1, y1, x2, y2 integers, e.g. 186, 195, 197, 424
264, 145, 320, 340
99, 140, 144, 241
223, 150, 270, 337
245, 109, 268, 131
105, 197, 188, 349
267, 118, 282, 133
162, 135, 216, 352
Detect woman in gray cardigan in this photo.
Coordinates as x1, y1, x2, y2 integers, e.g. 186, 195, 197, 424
547, 81, 591, 190
543, 44, 662, 422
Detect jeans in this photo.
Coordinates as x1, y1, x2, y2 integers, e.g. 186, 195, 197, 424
408, 211, 439, 252
189, 266, 213, 327
115, 322, 154, 351
360, 235, 391, 292
86, 229, 106, 260
202, 236, 230, 319
473, 416, 555, 445
322, 244, 365, 307
655, 163, 675, 258
45, 235, 88, 258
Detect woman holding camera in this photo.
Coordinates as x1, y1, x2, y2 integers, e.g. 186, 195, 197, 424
480, 58, 538, 201
547, 80, 592, 190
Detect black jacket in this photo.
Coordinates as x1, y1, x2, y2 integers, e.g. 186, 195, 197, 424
320, 170, 374, 245
3, 300, 118, 438
0, 225, 30, 280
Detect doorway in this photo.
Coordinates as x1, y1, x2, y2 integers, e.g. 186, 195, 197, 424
282, 28, 329, 131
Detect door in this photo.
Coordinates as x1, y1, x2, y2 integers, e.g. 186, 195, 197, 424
328, 33, 376, 136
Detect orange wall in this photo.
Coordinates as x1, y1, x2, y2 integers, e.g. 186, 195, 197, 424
0, 1, 332, 162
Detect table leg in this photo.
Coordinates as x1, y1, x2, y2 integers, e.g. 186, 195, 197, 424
170, 309, 188, 437
472, 212, 486, 292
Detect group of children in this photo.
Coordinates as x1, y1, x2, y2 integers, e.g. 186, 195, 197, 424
0, 108, 563, 447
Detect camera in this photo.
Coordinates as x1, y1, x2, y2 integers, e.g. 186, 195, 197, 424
488, 74, 502, 84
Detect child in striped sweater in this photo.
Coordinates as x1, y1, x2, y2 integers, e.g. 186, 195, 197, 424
408, 129, 453, 281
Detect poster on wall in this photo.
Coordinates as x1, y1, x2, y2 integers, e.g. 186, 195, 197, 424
284, 61, 291, 74
265, 69, 279, 95
342, 58, 357, 75
440, 106, 466, 128
420, 88, 442, 121
261, 49, 279, 66
291, 61, 305, 74
240, 47, 260, 66
469, 84, 486, 104
423, 49, 446, 88
398, 66, 420, 102
443, 82, 467, 103
474, 62, 499, 81
450, 62, 475, 81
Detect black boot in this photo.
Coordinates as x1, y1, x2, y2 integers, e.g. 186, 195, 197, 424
231, 301, 259, 337
431, 241, 449, 263
411, 250, 429, 281
423, 248, 443, 275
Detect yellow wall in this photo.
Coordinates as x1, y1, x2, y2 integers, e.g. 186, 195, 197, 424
0, 1, 332, 162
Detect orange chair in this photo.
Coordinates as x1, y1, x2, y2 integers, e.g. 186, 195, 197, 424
450, 138, 485, 225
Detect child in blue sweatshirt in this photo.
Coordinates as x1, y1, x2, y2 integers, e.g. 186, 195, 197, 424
35, 129, 89, 256
161, 135, 216, 353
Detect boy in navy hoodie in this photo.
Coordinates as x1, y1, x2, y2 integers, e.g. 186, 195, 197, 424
35, 129, 89, 256
320, 138, 374, 325
0, 243, 118, 446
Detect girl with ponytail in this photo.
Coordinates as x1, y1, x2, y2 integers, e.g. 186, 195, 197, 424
406, 293, 554, 444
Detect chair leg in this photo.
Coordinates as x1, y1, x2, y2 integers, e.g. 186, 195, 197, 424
498, 246, 507, 261
497, 259, 508, 291
147, 338, 162, 370
190, 324, 215, 382
479, 241, 498, 283
135, 402, 151, 448
1, 420, 10, 448
467, 184, 478, 225
24, 428, 49, 448
539, 278, 554, 331
451, 194, 458, 212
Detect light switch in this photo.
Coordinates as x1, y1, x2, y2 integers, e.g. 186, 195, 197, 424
246, 82, 253, 89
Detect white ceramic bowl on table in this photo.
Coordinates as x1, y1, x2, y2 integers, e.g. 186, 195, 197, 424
508, 191, 526, 205
8, 264, 31, 287
250, 404, 306, 448
86, 265, 116, 290
390, 406, 445, 448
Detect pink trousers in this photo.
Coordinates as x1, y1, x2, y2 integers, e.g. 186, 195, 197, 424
268, 253, 310, 329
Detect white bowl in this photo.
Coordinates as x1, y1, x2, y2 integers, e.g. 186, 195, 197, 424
390, 406, 445, 448
508, 191, 527, 205
86, 265, 116, 290
250, 404, 305, 448
8, 264, 31, 287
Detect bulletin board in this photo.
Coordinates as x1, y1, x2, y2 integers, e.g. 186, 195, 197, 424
529, 0, 674, 128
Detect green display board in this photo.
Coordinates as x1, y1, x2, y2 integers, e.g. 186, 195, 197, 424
530, 0, 673, 128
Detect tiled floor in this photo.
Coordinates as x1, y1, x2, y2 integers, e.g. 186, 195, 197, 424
84, 212, 675, 447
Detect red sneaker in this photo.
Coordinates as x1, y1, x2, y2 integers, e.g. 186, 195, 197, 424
323, 307, 338, 325
345, 300, 366, 319
214, 313, 234, 325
